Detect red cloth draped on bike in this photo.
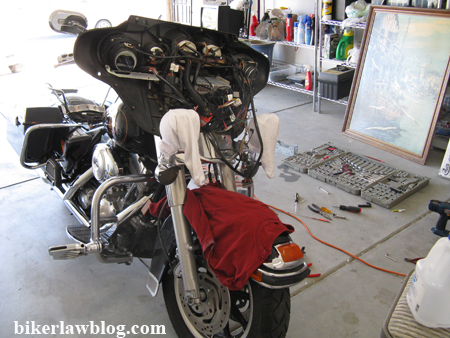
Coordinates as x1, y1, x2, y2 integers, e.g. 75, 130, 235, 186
149, 182, 294, 290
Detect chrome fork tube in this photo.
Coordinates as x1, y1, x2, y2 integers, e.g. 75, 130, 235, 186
215, 163, 237, 192
165, 166, 201, 304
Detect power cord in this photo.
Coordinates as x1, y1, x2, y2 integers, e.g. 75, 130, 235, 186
255, 196, 407, 278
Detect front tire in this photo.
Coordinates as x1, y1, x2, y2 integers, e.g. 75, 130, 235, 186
162, 259, 291, 338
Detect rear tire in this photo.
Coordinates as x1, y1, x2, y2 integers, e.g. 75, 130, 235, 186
162, 259, 291, 338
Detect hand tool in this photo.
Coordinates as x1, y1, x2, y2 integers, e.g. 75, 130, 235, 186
358, 202, 372, 208
293, 193, 305, 213
332, 205, 361, 213
385, 254, 397, 262
392, 209, 406, 212
428, 200, 450, 237
317, 186, 330, 194
320, 206, 346, 219
404, 257, 423, 264
308, 204, 332, 220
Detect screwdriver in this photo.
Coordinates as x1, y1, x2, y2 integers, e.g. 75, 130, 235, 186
332, 205, 361, 213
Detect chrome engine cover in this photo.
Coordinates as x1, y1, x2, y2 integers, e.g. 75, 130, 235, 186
92, 143, 123, 182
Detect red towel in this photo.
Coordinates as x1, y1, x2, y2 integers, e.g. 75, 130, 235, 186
149, 183, 294, 290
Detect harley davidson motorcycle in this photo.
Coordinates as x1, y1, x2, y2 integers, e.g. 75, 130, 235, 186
14, 16, 310, 337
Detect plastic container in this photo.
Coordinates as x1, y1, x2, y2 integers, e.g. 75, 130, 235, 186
286, 14, 293, 41
304, 15, 312, 45
293, 22, 299, 43
322, 0, 333, 20
248, 40, 275, 66
250, 15, 258, 36
336, 29, 354, 60
298, 17, 305, 44
407, 235, 450, 328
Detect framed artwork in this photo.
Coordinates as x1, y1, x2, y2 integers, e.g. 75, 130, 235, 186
342, 6, 450, 164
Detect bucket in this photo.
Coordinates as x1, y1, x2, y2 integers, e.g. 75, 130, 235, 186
407, 235, 450, 328
245, 40, 275, 66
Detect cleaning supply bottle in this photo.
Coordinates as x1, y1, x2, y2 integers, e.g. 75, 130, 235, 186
304, 65, 312, 90
293, 21, 299, 43
304, 15, 312, 45
298, 16, 305, 44
407, 235, 450, 328
285, 14, 293, 41
250, 15, 258, 36
322, 0, 333, 21
336, 29, 354, 60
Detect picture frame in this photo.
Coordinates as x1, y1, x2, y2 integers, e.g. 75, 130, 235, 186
342, 6, 450, 164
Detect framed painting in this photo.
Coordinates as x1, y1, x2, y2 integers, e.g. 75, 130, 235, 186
342, 6, 450, 164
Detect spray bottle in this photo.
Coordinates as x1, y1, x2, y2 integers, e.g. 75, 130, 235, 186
304, 15, 312, 45
407, 235, 450, 328
298, 16, 305, 44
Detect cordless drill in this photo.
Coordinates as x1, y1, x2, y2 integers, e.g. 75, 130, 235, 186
429, 200, 450, 237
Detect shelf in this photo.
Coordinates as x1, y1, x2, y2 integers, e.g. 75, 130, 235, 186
318, 95, 348, 105
268, 80, 314, 96
248, 36, 315, 50
321, 20, 366, 29
320, 57, 357, 68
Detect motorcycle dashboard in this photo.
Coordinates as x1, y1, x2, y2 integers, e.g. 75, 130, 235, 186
73, 16, 269, 137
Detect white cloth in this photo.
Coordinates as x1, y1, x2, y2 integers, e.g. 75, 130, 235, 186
248, 113, 280, 179
158, 109, 205, 186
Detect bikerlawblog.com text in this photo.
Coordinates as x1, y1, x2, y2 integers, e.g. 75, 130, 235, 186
14, 321, 166, 337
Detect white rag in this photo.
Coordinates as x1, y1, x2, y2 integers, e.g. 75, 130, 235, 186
158, 109, 206, 186
248, 113, 280, 179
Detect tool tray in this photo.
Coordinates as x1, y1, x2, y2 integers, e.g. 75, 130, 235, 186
282, 143, 347, 173
283, 144, 430, 208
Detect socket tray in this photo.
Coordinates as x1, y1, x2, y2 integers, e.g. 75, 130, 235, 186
283, 144, 430, 208
282, 143, 347, 173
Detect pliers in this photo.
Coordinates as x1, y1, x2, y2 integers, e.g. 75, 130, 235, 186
404, 257, 424, 264
308, 204, 332, 220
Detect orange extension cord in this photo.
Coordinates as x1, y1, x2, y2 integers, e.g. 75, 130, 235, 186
256, 196, 407, 278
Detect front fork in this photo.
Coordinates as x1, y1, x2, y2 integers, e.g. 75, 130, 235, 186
165, 166, 202, 304
165, 160, 249, 304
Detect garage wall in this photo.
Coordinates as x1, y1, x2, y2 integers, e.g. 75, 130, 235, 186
190, 0, 317, 68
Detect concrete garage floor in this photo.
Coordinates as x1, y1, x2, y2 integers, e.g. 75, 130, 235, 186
1, 41, 450, 337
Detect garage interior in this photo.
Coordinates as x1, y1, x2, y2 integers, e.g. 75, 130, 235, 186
1, 1, 450, 338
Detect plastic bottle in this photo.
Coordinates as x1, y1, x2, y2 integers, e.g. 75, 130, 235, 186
293, 22, 299, 43
304, 15, 312, 45
250, 15, 258, 36
336, 29, 354, 60
298, 17, 305, 44
286, 14, 293, 41
322, 0, 333, 21
304, 65, 312, 90
407, 235, 450, 328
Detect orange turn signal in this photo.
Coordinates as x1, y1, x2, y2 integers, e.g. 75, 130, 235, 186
277, 243, 303, 263
250, 270, 263, 282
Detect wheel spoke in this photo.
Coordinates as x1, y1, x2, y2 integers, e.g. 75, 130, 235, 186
229, 302, 248, 330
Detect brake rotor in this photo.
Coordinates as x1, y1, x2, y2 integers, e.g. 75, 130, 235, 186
174, 263, 231, 336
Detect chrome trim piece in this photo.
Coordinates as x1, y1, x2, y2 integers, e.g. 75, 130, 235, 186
257, 262, 309, 278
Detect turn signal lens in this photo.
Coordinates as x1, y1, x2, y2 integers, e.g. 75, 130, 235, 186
277, 243, 303, 263
250, 270, 263, 282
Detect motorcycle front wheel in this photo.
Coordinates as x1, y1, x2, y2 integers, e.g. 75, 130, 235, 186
162, 259, 291, 338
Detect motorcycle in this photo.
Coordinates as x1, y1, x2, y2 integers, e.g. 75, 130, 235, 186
13, 16, 310, 337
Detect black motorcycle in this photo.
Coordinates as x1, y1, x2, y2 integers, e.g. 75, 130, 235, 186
12, 16, 310, 338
